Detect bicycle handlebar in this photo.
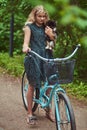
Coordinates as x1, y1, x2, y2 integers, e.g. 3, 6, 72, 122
28, 44, 81, 62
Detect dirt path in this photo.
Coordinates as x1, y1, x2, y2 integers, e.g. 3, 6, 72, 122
0, 73, 87, 130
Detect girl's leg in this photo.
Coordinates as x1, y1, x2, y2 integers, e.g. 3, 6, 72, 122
46, 88, 55, 122
27, 85, 37, 125
27, 85, 34, 116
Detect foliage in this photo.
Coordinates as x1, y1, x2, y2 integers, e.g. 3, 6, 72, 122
64, 81, 87, 102
0, 52, 24, 76
0, 0, 87, 79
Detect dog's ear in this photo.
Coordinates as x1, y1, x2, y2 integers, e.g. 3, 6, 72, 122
46, 20, 57, 28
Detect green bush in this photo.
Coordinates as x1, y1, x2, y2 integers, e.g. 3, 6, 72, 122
64, 81, 87, 102
0, 53, 24, 76
0, 0, 87, 79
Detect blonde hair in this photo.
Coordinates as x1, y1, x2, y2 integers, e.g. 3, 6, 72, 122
25, 5, 49, 25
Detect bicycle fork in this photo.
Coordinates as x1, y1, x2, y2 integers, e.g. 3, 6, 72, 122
54, 91, 71, 130
54, 92, 61, 130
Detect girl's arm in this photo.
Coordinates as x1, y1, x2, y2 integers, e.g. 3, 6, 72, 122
22, 26, 31, 53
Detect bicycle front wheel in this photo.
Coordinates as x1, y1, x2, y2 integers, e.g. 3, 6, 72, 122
55, 92, 76, 130
21, 71, 39, 112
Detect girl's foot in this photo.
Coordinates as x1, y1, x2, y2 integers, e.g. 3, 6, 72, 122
26, 115, 37, 125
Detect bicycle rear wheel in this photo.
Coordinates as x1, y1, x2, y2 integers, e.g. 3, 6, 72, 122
21, 71, 39, 112
55, 92, 76, 130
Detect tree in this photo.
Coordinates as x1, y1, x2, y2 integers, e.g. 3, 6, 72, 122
0, 0, 87, 79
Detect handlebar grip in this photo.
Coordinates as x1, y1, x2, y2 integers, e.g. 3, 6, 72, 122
27, 52, 32, 58
76, 44, 81, 48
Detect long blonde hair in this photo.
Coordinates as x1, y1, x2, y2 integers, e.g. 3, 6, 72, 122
25, 5, 49, 25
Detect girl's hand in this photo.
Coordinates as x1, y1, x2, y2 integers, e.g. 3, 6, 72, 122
22, 45, 31, 53
45, 26, 54, 40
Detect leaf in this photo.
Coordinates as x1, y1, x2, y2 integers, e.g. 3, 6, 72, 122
76, 18, 87, 29
80, 36, 87, 47
54, 0, 69, 4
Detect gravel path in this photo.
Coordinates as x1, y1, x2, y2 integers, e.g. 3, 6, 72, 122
0, 74, 87, 130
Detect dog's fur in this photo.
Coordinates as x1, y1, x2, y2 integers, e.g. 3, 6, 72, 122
45, 20, 57, 50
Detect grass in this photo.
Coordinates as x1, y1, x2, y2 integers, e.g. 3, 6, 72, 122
63, 82, 87, 103
0, 52, 87, 102
0, 52, 24, 76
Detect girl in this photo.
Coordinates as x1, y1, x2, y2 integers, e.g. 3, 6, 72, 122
22, 5, 56, 125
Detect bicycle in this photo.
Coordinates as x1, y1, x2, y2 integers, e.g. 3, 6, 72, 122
21, 44, 80, 130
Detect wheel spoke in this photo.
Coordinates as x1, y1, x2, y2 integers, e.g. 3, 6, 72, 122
22, 71, 39, 112
55, 93, 76, 130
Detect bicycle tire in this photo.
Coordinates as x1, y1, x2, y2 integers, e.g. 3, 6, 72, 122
21, 71, 39, 112
55, 92, 76, 130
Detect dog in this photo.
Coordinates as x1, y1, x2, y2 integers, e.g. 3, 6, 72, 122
45, 20, 57, 50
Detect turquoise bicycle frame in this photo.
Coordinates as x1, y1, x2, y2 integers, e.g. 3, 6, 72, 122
33, 80, 65, 108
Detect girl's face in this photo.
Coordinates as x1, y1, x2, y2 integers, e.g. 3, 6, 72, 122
35, 12, 46, 26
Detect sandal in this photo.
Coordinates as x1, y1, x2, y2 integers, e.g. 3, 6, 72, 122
45, 108, 55, 122
26, 115, 37, 125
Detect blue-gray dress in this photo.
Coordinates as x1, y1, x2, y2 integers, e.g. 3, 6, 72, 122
24, 23, 46, 88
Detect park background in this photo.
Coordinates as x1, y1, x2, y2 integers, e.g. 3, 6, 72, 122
0, 0, 87, 102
